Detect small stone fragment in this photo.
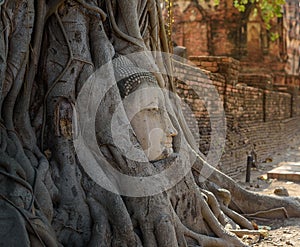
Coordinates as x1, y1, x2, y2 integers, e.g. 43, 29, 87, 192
273, 187, 289, 196
258, 174, 268, 180
265, 157, 273, 163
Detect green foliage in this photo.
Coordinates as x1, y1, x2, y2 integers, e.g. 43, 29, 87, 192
259, 0, 285, 30
230, 0, 286, 41
270, 32, 280, 41
213, 0, 220, 6
186, 0, 285, 40
233, 0, 286, 30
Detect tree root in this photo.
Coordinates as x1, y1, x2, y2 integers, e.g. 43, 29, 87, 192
243, 207, 289, 219
174, 213, 245, 247
197, 190, 247, 246
0, 199, 30, 247
220, 204, 254, 230
74, 0, 107, 21
5, 131, 36, 185
200, 189, 232, 228
86, 196, 111, 247
193, 156, 300, 218
104, 0, 144, 49
83, 178, 138, 247
229, 229, 268, 238
0, 194, 57, 247
200, 181, 254, 230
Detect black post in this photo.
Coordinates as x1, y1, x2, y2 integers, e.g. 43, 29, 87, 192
246, 155, 253, 183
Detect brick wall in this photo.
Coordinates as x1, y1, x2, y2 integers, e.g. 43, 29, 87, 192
265, 91, 292, 121
225, 84, 264, 123
222, 118, 300, 177
174, 56, 300, 177
293, 95, 300, 116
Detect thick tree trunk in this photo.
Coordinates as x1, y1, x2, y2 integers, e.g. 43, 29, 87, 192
0, 1, 299, 247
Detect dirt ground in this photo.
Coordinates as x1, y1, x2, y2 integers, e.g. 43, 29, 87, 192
234, 139, 300, 246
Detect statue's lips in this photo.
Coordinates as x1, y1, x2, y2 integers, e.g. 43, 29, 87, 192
164, 142, 173, 148
149, 146, 174, 162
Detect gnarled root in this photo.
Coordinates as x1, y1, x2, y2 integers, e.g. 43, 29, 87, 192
123, 174, 249, 247
193, 156, 300, 218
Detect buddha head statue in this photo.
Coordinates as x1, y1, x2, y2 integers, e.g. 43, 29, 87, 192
115, 56, 178, 162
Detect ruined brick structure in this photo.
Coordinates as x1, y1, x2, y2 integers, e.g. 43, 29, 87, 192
170, 0, 300, 175
285, 0, 300, 75
172, 0, 300, 79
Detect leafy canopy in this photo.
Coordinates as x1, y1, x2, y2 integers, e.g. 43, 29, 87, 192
214, 0, 286, 30
213, 0, 286, 40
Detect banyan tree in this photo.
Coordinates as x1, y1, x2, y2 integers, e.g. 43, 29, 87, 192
0, 0, 299, 246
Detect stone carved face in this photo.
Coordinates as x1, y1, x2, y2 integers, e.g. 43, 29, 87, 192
123, 82, 178, 161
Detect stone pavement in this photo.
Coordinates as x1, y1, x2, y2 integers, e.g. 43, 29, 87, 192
267, 162, 300, 182
267, 145, 300, 182
234, 137, 300, 197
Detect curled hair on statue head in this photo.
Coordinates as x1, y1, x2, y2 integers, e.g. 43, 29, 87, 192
117, 72, 158, 98
112, 55, 158, 98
